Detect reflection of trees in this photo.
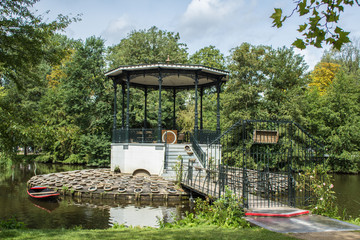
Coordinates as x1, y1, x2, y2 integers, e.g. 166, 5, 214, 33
0, 162, 87, 184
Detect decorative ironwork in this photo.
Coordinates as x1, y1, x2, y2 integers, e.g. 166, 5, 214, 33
182, 120, 325, 209
112, 128, 159, 143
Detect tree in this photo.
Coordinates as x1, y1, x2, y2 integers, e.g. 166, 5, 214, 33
223, 43, 309, 129
223, 43, 270, 128
107, 26, 189, 130
302, 70, 360, 172
322, 38, 360, 74
33, 36, 113, 166
189, 45, 226, 70
262, 46, 309, 119
107, 26, 188, 67
309, 62, 340, 95
183, 46, 226, 131
271, 0, 360, 50
0, 0, 77, 88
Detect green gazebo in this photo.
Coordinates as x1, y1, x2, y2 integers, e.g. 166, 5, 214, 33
105, 63, 228, 144
105, 63, 228, 176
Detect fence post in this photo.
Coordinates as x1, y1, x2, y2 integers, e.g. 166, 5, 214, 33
242, 120, 248, 208
180, 154, 184, 184
189, 158, 193, 186
164, 131, 168, 171
288, 122, 295, 207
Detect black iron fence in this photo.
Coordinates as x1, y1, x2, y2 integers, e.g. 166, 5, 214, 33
112, 128, 159, 143
182, 120, 325, 209
112, 128, 217, 145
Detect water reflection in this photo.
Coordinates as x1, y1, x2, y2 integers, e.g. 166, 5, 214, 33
110, 206, 170, 228
28, 198, 60, 213
0, 162, 189, 229
333, 174, 360, 218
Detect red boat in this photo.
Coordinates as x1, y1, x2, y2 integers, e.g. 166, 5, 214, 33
27, 186, 60, 199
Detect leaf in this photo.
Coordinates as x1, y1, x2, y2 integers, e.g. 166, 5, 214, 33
292, 38, 307, 49
270, 8, 284, 28
298, 0, 310, 16
298, 23, 308, 32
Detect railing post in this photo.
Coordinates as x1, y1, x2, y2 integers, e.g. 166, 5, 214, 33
157, 69, 162, 143
180, 153, 184, 184
112, 80, 117, 143
164, 131, 168, 171
216, 80, 221, 135
194, 72, 199, 140
189, 158, 193, 186
288, 122, 295, 207
242, 120, 248, 208
126, 73, 130, 143
144, 86, 148, 129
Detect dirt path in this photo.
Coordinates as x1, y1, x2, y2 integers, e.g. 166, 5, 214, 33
290, 231, 360, 240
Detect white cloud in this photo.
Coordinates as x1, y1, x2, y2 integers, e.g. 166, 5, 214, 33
294, 47, 328, 72
101, 15, 135, 46
180, 0, 245, 38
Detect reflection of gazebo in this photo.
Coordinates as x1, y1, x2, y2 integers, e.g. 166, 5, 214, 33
105, 63, 228, 176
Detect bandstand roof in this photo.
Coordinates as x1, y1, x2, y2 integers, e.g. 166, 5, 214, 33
105, 63, 229, 89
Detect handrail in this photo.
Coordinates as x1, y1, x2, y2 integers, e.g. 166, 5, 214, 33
293, 122, 324, 148
190, 133, 207, 168
208, 119, 325, 148
164, 131, 169, 170
208, 119, 243, 146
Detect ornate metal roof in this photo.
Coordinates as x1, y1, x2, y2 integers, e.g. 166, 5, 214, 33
105, 63, 228, 89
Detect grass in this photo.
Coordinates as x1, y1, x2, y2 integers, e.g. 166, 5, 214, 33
0, 225, 297, 240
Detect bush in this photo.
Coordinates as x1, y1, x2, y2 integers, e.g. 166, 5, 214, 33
297, 165, 338, 218
0, 216, 26, 230
162, 187, 250, 228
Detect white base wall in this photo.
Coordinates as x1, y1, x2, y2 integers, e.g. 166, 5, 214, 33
111, 143, 165, 175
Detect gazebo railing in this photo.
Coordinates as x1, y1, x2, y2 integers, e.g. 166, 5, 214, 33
112, 128, 220, 144
112, 128, 159, 143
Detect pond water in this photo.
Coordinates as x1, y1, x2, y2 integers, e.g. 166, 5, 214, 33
0, 162, 189, 229
1, 162, 359, 229
332, 174, 360, 218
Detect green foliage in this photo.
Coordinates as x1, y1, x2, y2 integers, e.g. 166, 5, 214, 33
0, 217, 26, 230
114, 165, 120, 173
0, 226, 296, 240
71, 225, 83, 230
223, 43, 308, 129
347, 217, 360, 226
301, 70, 360, 172
32, 36, 112, 166
189, 45, 226, 69
0, 0, 78, 88
271, 0, 359, 49
107, 27, 191, 130
164, 187, 249, 229
322, 39, 360, 74
111, 223, 127, 229
297, 166, 338, 218
107, 26, 188, 67
173, 155, 183, 186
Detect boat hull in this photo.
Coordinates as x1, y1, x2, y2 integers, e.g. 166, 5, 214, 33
27, 186, 60, 199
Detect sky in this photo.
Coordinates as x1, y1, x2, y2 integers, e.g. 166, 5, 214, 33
32, 0, 360, 70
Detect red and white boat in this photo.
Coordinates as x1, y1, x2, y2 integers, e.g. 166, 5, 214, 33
27, 186, 60, 199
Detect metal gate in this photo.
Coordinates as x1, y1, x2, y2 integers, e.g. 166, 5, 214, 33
183, 120, 325, 209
